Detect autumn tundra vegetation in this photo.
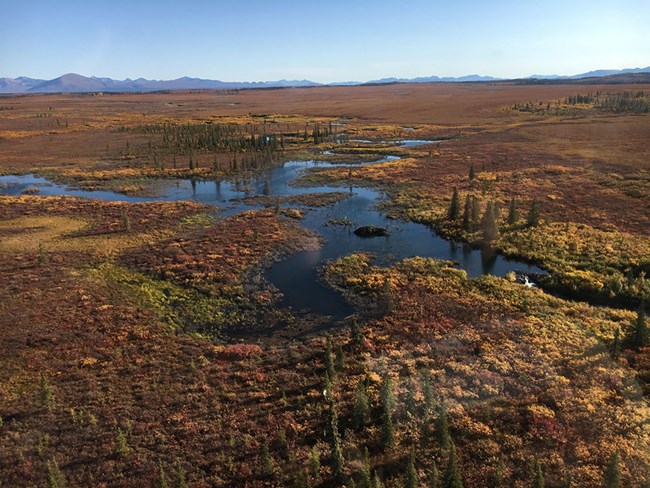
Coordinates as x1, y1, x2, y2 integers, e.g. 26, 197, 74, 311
0, 83, 649, 487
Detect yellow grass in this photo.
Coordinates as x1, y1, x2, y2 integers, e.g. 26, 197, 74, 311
0, 215, 169, 257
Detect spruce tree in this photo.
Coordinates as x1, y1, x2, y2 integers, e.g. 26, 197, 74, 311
380, 374, 396, 412
480, 202, 499, 242
604, 451, 621, 488
507, 198, 519, 225
441, 442, 463, 488
158, 461, 169, 488
471, 197, 481, 228
373, 471, 385, 488
382, 404, 395, 449
530, 458, 544, 488
359, 447, 372, 488
447, 189, 461, 221
116, 427, 131, 457
328, 398, 345, 482
406, 449, 418, 488
294, 469, 310, 488
462, 195, 473, 232
527, 200, 540, 227
175, 459, 188, 488
121, 209, 132, 233
429, 460, 439, 488
493, 202, 501, 221
277, 429, 289, 460
436, 401, 451, 451
405, 376, 418, 418
422, 372, 434, 421
380, 375, 395, 449
494, 459, 505, 487
309, 445, 320, 479
335, 345, 346, 371
350, 319, 365, 347
261, 441, 275, 477
353, 380, 370, 430
626, 302, 648, 349
469, 163, 475, 180
610, 327, 622, 360
40, 373, 54, 408
47, 458, 65, 488
324, 371, 332, 399
38, 242, 49, 265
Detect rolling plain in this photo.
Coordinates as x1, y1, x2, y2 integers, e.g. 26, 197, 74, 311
0, 82, 649, 487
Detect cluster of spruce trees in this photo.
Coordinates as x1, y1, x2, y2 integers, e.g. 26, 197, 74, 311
447, 187, 540, 241
318, 331, 467, 488
565, 93, 598, 105
596, 91, 649, 114
513, 91, 648, 115
115, 120, 343, 173
253, 326, 628, 487
565, 91, 649, 113
308, 122, 338, 144
122, 122, 283, 156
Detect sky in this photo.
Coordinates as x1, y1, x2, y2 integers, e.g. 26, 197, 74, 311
2, 0, 649, 83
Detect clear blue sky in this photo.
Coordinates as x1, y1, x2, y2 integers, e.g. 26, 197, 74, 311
2, 0, 649, 82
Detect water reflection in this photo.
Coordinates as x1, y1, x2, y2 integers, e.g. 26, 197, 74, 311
0, 152, 545, 319
480, 247, 497, 275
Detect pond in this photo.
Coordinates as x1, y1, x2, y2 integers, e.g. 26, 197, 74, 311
0, 145, 544, 320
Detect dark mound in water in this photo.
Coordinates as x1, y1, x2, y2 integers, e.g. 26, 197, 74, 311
353, 225, 390, 238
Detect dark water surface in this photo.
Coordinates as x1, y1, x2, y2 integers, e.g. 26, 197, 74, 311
0, 146, 544, 319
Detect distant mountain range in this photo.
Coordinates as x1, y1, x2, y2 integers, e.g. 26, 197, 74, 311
1, 67, 649, 94
527, 66, 650, 79
0, 73, 320, 94
364, 74, 501, 84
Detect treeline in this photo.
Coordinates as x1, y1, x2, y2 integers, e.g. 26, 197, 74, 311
565, 91, 649, 113
114, 120, 341, 173
513, 91, 649, 115
596, 91, 649, 113
119, 122, 283, 156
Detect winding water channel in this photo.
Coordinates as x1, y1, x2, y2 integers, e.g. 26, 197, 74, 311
0, 141, 544, 319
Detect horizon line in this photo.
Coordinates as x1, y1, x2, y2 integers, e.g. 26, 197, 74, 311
3, 64, 650, 85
